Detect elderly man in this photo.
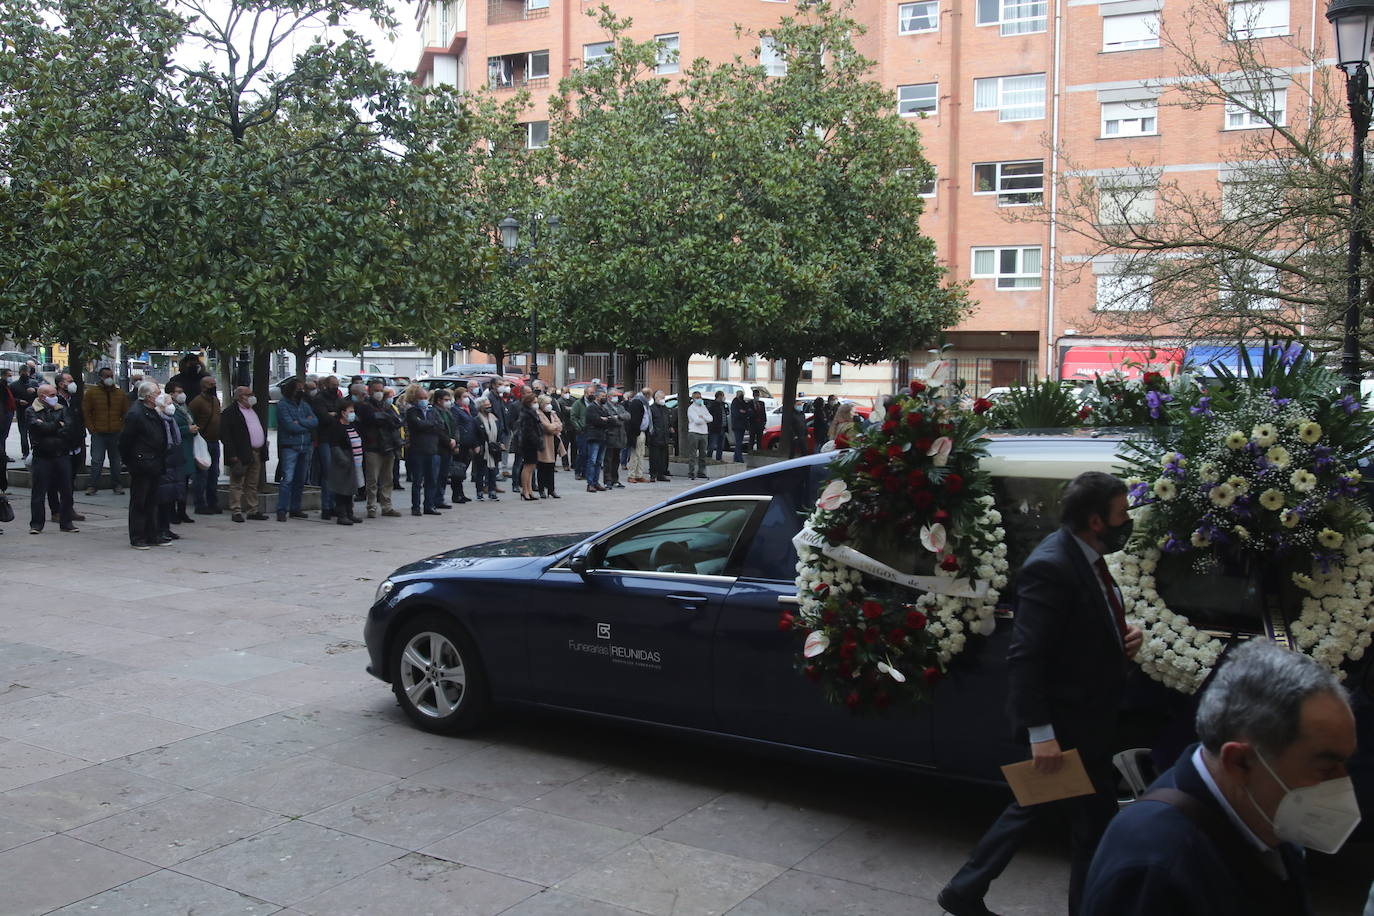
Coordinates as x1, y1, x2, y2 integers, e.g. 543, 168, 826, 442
84, 366, 126, 495
24, 384, 79, 534
1083, 640, 1356, 915
356, 377, 402, 517
312, 375, 344, 518
221, 386, 269, 522
118, 379, 168, 548
626, 387, 653, 483
188, 376, 222, 513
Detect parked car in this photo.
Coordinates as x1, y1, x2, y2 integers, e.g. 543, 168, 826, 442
364, 432, 1368, 805
688, 382, 778, 414
0, 350, 32, 374
760, 400, 873, 451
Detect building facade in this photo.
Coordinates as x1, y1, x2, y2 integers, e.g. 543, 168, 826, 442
414, 0, 1326, 401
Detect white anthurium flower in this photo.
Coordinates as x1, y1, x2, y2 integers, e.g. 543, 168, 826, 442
877, 660, 907, 683
803, 631, 830, 658
925, 360, 948, 388
919, 523, 948, 554
927, 437, 954, 467
816, 480, 852, 511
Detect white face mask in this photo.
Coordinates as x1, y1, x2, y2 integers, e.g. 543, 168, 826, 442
66, 382, 77, 393
175, 393, 186, 404
247, 395, 258, 407
163, 403, 177, 416
101, 377, 115, 387
417, 399, 429, 409
344, 412, 356, 423
42, 395, 59, 407
372, 391, 384, 401
1247, 752, 1362, 854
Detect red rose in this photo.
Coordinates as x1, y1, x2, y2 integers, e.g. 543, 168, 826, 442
862, 600, 883, 620
1078, 405, 1093, 420
863, 627, 880, 644
944, 473, 964, 493
834, 433, 850, 449
908, 469, 927, 488
905, 412, 924, 427
940, 554, 960, 572
825, 524, 849, 543
822, 609, 837, 624
804, 664, 821, 681
913, 437, 932, 453
888, 627, 907, 644
1143, 371, 1163, 386
933, 508, 951, 525
939, 422, 953, 435
906, 609, 928, 630
910, 380, 926, 394
973, 397, 992, 414
923, 666, 942, 687
883, 476, 902, 493
881, 420, 898, 435
840, 641, 857, 659
913, 491, 934, 509
845, 691, 861, 709
863, 447, 881, 465
843, 627, 860, 642
887, 403, 902, 418
886, 444, 903, 459
778, 612, 795, 631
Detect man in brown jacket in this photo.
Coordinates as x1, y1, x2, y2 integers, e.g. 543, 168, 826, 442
188, 376, 222, 514
83, 366, 126, 495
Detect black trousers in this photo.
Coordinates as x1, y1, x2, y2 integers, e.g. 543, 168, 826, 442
649, 441, 669, 479
603, 447, 621, 485
30, 455, 71, 530
945, 749, 1118, 916
128, 471, 160, 545
536, 460, 555, 495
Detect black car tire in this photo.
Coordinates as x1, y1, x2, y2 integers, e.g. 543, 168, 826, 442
390, 612, 491, 735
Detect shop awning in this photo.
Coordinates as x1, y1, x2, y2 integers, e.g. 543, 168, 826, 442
1184, 345, 1268, 376
1059, 346, 1184, 381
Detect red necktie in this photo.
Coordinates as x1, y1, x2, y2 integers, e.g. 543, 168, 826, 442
1094, 557, 1128, 640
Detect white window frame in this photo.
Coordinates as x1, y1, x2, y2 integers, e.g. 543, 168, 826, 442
760, 36, 787, 77
528, 50, 549, 80
898, 82, 938, 117
655, 33, 680, 75
899, 1, 939, 34
525, 120, 549, 149
583, 41, 613, 67
977, 0, 1046, 34
1225, 88, 1285, 129
1097, 184, 1157, 225
971, 246, 1043, 290
1100, 98, 1158, 137
1095, 274, 1152, 311
973, 74, 1046, 121
972, 160, 1044, 206
1228, 0, 1288, 39
526, 0, 549, 10
1102, 10, 1160, 51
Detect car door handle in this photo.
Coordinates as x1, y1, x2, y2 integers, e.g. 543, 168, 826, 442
666, 594, 709, 608
777, 595, 800, 606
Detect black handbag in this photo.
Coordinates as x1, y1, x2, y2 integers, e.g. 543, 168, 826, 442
0, 495, 13, 524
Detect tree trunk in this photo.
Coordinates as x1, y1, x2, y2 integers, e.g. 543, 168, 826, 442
292, 334, 310, 380
778, 357, 802, 455
494, 346, 505, 377
251, 338, 271, 491
674, 350, 691, 455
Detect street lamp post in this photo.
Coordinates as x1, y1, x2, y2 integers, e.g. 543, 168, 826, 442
1327, 0, 1374, 389
499, 214, 558, 387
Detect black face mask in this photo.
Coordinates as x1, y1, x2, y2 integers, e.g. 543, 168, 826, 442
1099, 517, 1134, 554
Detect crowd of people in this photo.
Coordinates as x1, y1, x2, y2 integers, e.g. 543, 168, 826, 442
0, 355, 745, 546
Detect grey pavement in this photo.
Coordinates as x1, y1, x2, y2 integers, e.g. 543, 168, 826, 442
2, 435, 1371, 914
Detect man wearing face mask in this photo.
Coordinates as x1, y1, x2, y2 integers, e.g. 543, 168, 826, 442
312, 376, 344, 519
356, 377, 402, 518
941, 471, 1142, 916
275, 378, 318, 522
119, 380, 167, 548
188, 376, 222, 514
24, 384, 79, 534
1083, 639, 1355, 915
84, 367, 126, 495
55, 373, 87, 499
220, 386, 269, 523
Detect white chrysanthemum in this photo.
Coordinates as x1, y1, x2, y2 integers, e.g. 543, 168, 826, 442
1153, 478, 1178, 501
1251, 424, 1278, 447
1281, 509, 1301, 529
1208, 483, 1237, 508
1259, 488, 1286, 510
1319, 528, 1345, 549
1190, 529, 1211, 547
1225, 431, 1247, 450
1198, 462, 1220, 483
1265, 446, 1291, 469
1298, 421, 1322, 444
1290, 469, 1317, 493
1226, 475, 1250, 494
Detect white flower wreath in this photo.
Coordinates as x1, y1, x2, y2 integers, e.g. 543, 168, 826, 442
1111, 518, 1374, 693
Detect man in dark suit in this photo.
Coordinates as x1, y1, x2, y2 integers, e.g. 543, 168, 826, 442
1082, 640, 1355, 916
939, 471, 1143, 916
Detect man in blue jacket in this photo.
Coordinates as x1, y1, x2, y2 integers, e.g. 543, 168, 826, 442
1082, 639, 1355, 916
274, 378, 318, 522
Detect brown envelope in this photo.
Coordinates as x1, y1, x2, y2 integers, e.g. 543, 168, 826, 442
1000, 748, 1096, 806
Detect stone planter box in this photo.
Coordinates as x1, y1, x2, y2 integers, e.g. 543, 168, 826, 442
667, 460, 742, 480
744, 454, 789, 470
218, 484, 322, 514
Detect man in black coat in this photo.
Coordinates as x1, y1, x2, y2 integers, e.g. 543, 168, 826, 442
166, 353, 209, 401
220, 386, 269, 523
12, 366, 38, 458
705, 391, 725, 460
356, 378, 402, 518
119, 379, 169, 548
1082, 640, 1354, 916
940, 471, 1143, 916
312, 375, 344, 518
24, 383, 78, 534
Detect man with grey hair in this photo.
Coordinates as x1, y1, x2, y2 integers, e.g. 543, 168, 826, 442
119, 379, 168, 548
1082, 639, 1357, 915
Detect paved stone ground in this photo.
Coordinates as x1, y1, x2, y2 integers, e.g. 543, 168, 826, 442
1, 436, 1370, 914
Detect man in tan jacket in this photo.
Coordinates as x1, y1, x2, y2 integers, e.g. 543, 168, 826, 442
83, 366, 126, 495
188, 376, 222, 514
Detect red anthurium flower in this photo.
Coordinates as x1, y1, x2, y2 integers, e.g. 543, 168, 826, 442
910, 380, 926, 394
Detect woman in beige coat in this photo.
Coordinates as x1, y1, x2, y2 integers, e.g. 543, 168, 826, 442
536, 395, 565, 499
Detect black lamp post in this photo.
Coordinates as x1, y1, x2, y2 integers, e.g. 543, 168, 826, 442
1327, 0, 1374, 388
499, 213, 558, 386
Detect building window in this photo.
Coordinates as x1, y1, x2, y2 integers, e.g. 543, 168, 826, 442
760, 36, 787, 76
526, 0, 549, 10
772, 359, 785, 380
801, 360, 814, 381
529, 50, 549, 80
898, 82, 938, 116
743, 356, 758, 381
973, 74, 1046, 121
1221, 261, 1280, 310
583, 41, 613, 67
897, 167, 937, 197
1098, 184, 1156, 225
716, 358, 730, 380
1101, 98, 1157, 136
977, 0, 1047, 34
973, 160, 1044, 205
1229, 0, 1288, 38
828, 360, 843, 381
1225, 89, 1285, 129
899, 1, 939, 33
1095, 274, 1152, 311
972, 246, 1042, 289
655, 33, 679, 74
525, 120, 549, 149
1102, 11, 1160, 50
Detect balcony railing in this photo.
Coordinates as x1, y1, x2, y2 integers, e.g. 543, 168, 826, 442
489, 75, 550, 91
488, 0, 549, 24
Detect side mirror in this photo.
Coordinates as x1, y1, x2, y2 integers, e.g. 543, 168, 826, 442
568, 544, 592, 579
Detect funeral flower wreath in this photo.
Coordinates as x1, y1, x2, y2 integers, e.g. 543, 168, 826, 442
783, 364, 1009, 712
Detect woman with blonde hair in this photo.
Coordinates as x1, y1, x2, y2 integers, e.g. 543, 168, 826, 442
827, 402, 858, 445
536, 395, 564, 499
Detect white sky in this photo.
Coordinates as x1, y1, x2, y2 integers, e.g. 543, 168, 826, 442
352, 1, 422, 74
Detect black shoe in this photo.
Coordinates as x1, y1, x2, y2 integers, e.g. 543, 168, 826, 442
130, 540, 150, 550
456, 497, 472, 504
60, 525, 79, 533
289, 511, 309, 519
232, 513, 245, 523
162, 530, 180, 540
336, 515, 353, 525
434, 503, 453, 509
321, 509, 334, 520
613, 483, 626, 489
657, 476, 671, 482
277, 511, 287, 522
475, 495, 485, 501
394, 484, 405, 491
178, 515, 195, 524
936, 888, 1000, 916
195, 507, 211, 515
246, 513, 268, 521
423, 508, 442, 515
210, 506, 223, 514
488, 495, 500, 501
550, 493, 561, 499
412, 508, 423, 516
156, 534, 175, 545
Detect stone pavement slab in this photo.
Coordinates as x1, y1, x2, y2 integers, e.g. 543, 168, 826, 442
3, 460, 1370, 915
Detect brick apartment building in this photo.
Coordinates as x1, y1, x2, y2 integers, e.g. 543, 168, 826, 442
412, 0, 1326, 401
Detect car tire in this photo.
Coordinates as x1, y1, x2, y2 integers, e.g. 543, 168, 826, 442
389, 612, 491, 735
